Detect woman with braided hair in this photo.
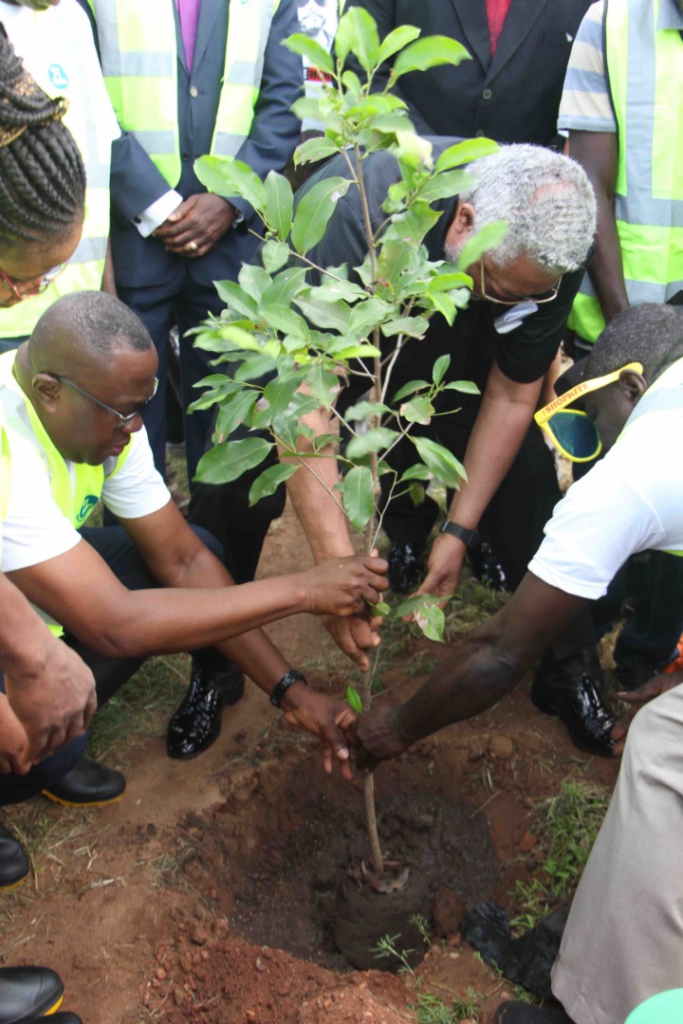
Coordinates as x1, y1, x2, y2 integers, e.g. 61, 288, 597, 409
0, 31, 90, 1024
0, 23, 84, 306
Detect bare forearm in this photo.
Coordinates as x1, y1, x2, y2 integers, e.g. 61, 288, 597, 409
0, 574, 58, 678
101, 237, 117, 296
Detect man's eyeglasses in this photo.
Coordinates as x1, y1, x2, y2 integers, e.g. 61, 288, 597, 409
0, 262, 68, 302
478, 254, 562, 306
534, 361, 644, 463
51, 374, 159, 429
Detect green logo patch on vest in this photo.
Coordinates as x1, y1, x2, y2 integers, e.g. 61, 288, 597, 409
77, 494, 100, 525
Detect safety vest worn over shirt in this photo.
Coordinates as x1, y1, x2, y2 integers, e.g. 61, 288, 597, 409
87, 0, 280, 188
0, 3, 117, 340
570, 0, 683, 343
0, 351, 133, 634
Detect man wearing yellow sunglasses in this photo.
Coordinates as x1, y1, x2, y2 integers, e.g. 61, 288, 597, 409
354, 302, 683, 1024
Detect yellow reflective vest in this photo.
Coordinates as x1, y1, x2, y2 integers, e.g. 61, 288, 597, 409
88, 0, 281, 188
570, 0, 683, 343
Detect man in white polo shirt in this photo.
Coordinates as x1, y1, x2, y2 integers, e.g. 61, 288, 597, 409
354, 302, 683, 1024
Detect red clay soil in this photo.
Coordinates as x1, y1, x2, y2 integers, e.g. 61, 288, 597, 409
0, 505, 620, 1023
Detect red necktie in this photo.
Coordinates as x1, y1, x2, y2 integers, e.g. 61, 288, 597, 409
485, 0, 513, 55
176, 0, 201, 73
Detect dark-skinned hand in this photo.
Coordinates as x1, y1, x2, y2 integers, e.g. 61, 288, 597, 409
351, 702, 412, 772
300, 554, 388, 618
0, 695, 31, 775
281, 682, 357, 780
153, 193, 237, 257
322, 613, 384, 671
611, 671, 683, 756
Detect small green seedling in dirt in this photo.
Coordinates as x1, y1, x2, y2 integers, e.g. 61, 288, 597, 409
372, 932, 416, 976
190, 8, 505, 877
452, 988, 482, 1022
410, 912, 433, 947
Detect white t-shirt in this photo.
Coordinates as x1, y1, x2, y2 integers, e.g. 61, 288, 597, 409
0, 363, 170, 574
529, 360, 683, 601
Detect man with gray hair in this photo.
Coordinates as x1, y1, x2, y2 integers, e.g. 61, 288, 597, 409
197, 140, 609, 755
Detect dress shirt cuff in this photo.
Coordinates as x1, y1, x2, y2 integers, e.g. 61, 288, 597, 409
133, 190, 184, 238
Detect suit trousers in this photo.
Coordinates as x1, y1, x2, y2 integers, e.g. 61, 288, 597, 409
0, 523, 230, 807
117, 271, 227, 486
551, 680, 683, 1023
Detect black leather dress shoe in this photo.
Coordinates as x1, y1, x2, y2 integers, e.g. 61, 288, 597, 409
532, 673, 615, 757
496, 1001, 574, 1024
27, 1015, 82, 1024
167, 664, 245, 760
387, 541, 426, 594
0, 966, 64, 1023
0, 824, 29, 889
42, 759, 126, 807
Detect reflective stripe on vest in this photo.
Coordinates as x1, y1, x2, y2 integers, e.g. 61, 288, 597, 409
0, 425, 11, 523
0, 14, 112, 340
569, 0, 683, 343
88, 0, 279, 188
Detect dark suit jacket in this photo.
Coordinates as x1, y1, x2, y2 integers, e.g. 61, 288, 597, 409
346, 0, 593, 148
77, 0, 302, 290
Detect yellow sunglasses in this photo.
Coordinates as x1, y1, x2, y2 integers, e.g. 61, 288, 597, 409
534, 361, 644, 463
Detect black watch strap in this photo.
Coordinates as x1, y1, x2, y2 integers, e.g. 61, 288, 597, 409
440, 520, 479, 549
270, 669, 307, 708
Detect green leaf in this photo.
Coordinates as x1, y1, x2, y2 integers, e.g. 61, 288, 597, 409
373, 602, 391, 616
381, 314, 430, 338
212, 390, 258, 442
194, 436, 273, 485
233, 352, 277, 382
385, 203, 441, 248
411, 435, 466, 489
214, 280, 259, 320
456, 220, 509, 273
416, 169, 475, 203
345, 427, 400, 459
264, 170, 294, 239
308, 278, 367, 304
262, 267, 307, 307
443, 380, 481, 395
248, 462, 297, 505
290, 177, 351, 255
335, 7, 380, 70
399, 464, 431, 483
342, 465, 374, 532
295, 136, 340, 166
428, 271, 472, 292
261, 239, 290, 274
409, 481, 425, 507
327, 343, 382, 360
394, 592, 444, 617
346, 686, 363, 713
345, 401, 391, 421
194, 155, 266, 212
304, 363, 340, 407
376, 24, 421, 64
391, 379, 429, 402
435, 137, 500, 173
259, 302, 308, 338
283, 33, 334, 74
400, 395, 434, 424
392, 36, 470, 79
261, 373, 303, 420
432, 354, 451, 385
415, 602, 446, 643
296, 296, 353, 333
426, 290, 457, 325
237, 263, 272, 304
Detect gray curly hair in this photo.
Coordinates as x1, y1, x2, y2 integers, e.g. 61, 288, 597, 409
457, 144, 596, 275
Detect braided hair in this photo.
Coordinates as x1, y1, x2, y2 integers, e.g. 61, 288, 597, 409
0, 27, 85, 248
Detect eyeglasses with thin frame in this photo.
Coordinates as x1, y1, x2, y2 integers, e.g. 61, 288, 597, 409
534, 361, 644, 463
478, 254, 562, 306
51, 374, 160, 429
0, 262, 68, 303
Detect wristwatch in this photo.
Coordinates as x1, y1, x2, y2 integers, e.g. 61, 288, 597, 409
440, 520, 479, 549
270, 669, 307, 708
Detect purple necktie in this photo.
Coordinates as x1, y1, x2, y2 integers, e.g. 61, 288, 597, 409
176, 0, 202, 73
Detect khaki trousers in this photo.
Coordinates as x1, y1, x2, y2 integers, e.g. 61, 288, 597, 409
552, 681, 683, 1023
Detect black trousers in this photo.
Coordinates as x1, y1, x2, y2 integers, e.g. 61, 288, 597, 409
0, 524, 229, 807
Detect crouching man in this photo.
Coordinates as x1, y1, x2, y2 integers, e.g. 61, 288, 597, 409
0, 291, 387, 881
355, 303, 683, 1024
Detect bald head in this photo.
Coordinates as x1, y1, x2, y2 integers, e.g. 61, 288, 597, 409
28, 291, 153, 379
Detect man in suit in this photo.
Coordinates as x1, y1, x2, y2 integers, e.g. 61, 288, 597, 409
76, 0, 303, 757
345, 0, 593, 149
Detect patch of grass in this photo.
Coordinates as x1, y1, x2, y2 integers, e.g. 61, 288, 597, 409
87, 653, 189, 762
452, 989, 482, 1022
510, 779, 609, 928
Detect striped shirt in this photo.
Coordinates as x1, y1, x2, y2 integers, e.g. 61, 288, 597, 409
557, 1, 617, 134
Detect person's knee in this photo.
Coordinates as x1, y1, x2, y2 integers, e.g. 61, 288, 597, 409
625, 687, 683, 767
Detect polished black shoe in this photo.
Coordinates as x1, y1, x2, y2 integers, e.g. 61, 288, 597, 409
532, 672, 615, 757
496, 1001, 574, 1024
27, 1015, 82, 1023
42, 758, 126, 807
0, 966, 64, 1022
0, 824, 29, 890
166, 664, 245, 760
467, 538, 510, 592
387, 541, 426, 594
